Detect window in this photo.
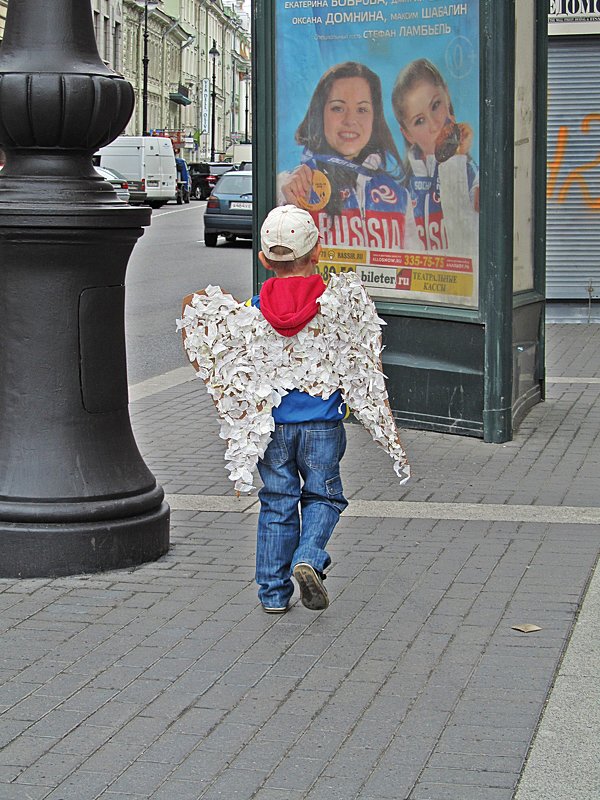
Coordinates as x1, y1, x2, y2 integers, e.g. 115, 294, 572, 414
113, 22, 122, 73
215, 174, 251, 195
104, 16, 110, 63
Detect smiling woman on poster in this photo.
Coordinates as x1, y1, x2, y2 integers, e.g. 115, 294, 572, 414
278, 61, 421, 253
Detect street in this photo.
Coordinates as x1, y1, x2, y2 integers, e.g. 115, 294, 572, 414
125, 200, 253, 384
2, 319, 599, 799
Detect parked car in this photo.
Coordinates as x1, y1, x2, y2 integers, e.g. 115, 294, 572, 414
93, 155, 146, 205
203, 170, 252, 246
175, 157, 191, 204
189, 161, 233, 200
188, 162, 212, 200
94, 165, 130, 204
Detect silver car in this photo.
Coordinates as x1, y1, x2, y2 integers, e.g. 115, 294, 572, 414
94, 165, 130, 204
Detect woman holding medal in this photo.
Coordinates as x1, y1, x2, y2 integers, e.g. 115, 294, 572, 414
391, 58, 479, 255
278, 61, 421, 253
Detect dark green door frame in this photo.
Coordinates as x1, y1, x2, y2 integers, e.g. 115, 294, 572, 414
480, 0, 515, 443
251, 0, 275, 293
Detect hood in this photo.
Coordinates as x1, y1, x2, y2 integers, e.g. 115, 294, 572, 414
259, 274, 326, 337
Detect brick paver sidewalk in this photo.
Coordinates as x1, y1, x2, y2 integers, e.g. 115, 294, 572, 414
0, 323, 598, 800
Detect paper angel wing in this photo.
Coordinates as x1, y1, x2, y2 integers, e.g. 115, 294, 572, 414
320, 273, 410, 484
177, 286, 282, 493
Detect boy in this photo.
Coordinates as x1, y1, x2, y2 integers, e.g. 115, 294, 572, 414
252, 205, 349, 614
178, 206, 409, 615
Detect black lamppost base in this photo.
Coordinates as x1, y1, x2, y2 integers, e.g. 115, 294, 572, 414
0, 505, 170, 579
0, 0, 171, 579
0, 216, 170, 579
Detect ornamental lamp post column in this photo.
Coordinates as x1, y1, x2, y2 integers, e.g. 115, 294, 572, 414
242, 69, 251, 145
209, 39, 219, 161
0, 0, 170, 578
133, 0, 160, 136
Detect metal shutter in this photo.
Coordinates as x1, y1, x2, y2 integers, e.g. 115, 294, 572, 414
547, 37, 600, 300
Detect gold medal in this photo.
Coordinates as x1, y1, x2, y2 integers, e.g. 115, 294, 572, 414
434, 119, 461, 163
298, 170, 331, 211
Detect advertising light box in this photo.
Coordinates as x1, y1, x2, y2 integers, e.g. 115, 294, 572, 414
275, 1, 480, 308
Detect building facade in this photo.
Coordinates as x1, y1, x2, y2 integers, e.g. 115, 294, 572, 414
0, 0, 251, 162
91, 0, 124, 72
120, 0, 252, 161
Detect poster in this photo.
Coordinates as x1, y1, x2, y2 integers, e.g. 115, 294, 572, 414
275, 0, 480, 307
548, 0, 600, 35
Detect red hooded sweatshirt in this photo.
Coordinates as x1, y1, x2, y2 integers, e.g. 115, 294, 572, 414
259, 274, 326, 337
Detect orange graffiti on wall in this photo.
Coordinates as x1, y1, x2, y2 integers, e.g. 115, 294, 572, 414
547, 113, 600, 211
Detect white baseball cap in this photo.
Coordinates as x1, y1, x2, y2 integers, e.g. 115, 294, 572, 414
260, 205, 319, 261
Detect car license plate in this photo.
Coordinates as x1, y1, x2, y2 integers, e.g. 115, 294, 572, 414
230, 201, 251, 209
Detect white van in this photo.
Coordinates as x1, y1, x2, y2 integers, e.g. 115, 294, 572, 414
96, 136, 176, 208
232, 143, 252, 167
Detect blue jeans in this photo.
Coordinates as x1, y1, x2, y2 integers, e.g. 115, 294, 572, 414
256, 420, 348, 607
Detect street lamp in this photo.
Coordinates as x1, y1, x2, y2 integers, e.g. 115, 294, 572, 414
209, 39, 219, 161
133, 0, 160, 136
242, 69, 251, 145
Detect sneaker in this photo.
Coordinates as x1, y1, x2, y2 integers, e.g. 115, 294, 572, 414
261, 604, 288, 615
293, 563, 329, 611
